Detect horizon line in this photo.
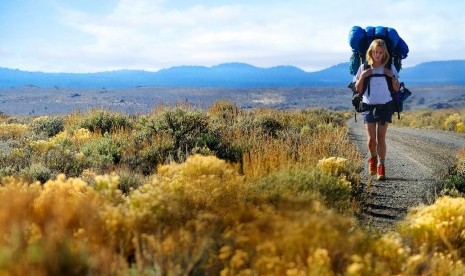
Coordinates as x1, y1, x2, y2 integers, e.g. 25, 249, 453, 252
1, 59, 464, 74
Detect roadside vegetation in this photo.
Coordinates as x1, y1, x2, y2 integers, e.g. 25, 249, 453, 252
1, 103, 465, 274
392, 108, 465, 132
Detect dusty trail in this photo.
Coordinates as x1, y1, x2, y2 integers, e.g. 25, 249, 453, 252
348, 118, 465, 231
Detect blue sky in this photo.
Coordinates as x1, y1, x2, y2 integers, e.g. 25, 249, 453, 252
1, 0, 464, 73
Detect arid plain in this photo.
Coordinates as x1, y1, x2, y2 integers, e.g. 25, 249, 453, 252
0, 85, 464, 116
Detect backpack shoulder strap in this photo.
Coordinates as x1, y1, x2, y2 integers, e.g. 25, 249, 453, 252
362, 62, 371, 95
384, 63, 395, 93
362, 62, 397, 96
363, 62, 370, 70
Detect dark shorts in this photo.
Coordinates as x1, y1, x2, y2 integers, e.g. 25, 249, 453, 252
362, 101, 394, 124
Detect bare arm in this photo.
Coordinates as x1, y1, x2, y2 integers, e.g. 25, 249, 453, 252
355, 68, 372, 94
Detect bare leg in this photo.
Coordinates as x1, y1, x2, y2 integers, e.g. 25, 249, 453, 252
376, 122, 389, 160
365, 123, 377, 156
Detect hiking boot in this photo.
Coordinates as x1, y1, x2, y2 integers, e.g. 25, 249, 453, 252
377, 164, 385, 180
368, 156, 377, 175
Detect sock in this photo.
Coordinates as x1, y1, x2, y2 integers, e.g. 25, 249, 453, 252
378, 158, 385, 166
370, 152, 377, 159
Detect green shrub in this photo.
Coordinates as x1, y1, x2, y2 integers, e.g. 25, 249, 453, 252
45, 148, 85, 177
30, 116, 65, 138
81, 136, 121, 170
203, 129, 244, 163
3, 147, 32, 172
247, 167, 353, 213
80, 110, 131, 134
154, 107, 210, 161
21, 163, 52, 183
253, 115, 283, 137
116, 169, 145, 195
209, 100, 240, 124
0, 166, 16, 179
121, 134, 173, 175
441, 174, 465, 196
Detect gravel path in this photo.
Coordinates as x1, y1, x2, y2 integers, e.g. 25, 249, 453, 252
348, 118, 465, 231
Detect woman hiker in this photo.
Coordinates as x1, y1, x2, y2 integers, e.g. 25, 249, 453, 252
354, 38, 400, 180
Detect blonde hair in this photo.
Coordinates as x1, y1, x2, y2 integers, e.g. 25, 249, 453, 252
366, 39, 390, 66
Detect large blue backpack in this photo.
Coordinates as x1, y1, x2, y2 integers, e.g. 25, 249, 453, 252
348, 26, 411, 119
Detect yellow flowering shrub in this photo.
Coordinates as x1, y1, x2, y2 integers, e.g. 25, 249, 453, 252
392, 109, 465, 132
72, 128, 96, 144
444, 113, 463, 131
219, 202, 368, 275
30, 139, 56, 153
317, 156, 349, 177
317, 156, 354, 190
0, 123, 28, 139
456, 122, 465, 133
92, 155, 247, 274
126, 154, 245, 224
343, 233, 410, 276
371, 233, 410, 273
0, 175, 126, 275
32, 116, 49, 123
455, 147, 465, 176
401, 249, 465, 275
398, 196, 465, 258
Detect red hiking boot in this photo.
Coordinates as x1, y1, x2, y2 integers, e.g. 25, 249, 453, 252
377, 164, 385, 180
368, 156, 377, 175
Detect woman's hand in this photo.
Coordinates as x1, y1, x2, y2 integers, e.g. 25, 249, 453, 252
384, 68, 400, 91
384, 68, 395, 78
361, 68, 372, 79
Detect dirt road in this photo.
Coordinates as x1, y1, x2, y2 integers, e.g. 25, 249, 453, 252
348, 118, 465, 231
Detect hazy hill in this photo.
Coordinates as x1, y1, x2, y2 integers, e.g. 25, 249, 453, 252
0, 60, 464, 88
401, 60, 465, 85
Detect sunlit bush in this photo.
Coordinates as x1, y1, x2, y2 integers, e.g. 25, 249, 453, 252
93, 155, 246, 274
81, 135, 121, 171
208, 100, 241, 124
20, 163, 52, 183
393, 108, 465, 132
30, 116, 65, 138
457, 122, 465, 133
247, 167, 352, 213
114, 168, 145, 195
219, 202, 369, 275
71, 128, 96, 145
398, 196, 465, 258
2, 146, 32, 173
405, 251, 465, 275
444, 113, 463, 131
28, 131, 85, 177
0, 175, 126, 275
128, 154, 245, 223
317, 156, 349, 177
79, 110, 131, 134
253, 114, 284, 137
0, 123, 28, 139
155, 107, 210, 161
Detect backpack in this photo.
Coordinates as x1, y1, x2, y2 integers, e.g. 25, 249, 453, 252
347, 26, 411, 120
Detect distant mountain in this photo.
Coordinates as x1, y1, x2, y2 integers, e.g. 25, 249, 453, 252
401, 60, 465, 85
0, 60, 464, 88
